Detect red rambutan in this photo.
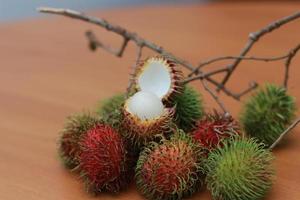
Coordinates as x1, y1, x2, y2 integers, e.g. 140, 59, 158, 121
192, 112, 241, 152
79, 124, 134, 194
136, 131, 204, 200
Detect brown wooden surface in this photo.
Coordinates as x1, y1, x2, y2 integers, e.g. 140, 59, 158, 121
0, 2, 300, 200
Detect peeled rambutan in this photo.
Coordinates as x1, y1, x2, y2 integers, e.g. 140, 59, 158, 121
192, 112, 240, 152
133, 56, 183, 103
205, 137, 275, 200
122, 91, 174, 147
79, 124, 134, 194
95, 93, 126, 129
135, 131, 204, 200
240, 83, 296, 147
58, 113, 100, 170
173, 85, 204, 132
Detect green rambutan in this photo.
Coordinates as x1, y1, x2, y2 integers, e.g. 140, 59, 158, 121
192, 111, 240, 152
240, 83, 296, 146
79, 124, 134, 194
58, 113, 100, 170
96, 93, 126, 129
173, 85, 204, 132
205, 137, 275, 200
135, 130, 204, 200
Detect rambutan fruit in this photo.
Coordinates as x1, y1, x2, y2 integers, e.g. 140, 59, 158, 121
205, 137, 275, 200
96, 93, 125, 129
192, 112, 240, 152
135, 130, 205, 200
133, 56, 183, 103
240, 83, 296, 146
122, 91, 174, 147
79, 124, 134, 194
58, 113, 100, 170
173, 85, 204, 132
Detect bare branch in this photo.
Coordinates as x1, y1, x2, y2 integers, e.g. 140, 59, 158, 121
38, 7, 299, 113
199, 79, 229, 115
284, 44, 300, 88
270, 117, 300, 150
217, 11, 300, 91
86, 31, 129, 57
38, 6, 232, 113
188, 54, 291, 77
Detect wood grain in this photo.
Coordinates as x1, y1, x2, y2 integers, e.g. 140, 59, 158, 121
0, 2, 299, 200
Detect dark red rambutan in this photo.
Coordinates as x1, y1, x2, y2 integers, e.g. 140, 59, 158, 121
79, 124, 134, 194
59, 113, 100, 170
192, 112, 241, 152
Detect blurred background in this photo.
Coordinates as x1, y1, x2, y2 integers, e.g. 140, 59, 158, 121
0, 1, 300, 200
0, 0, 207, 22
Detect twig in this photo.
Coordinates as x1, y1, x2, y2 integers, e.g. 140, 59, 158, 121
270, 117, 300, 150
284, 44, 300, 88
188, 54, 292, 77
199, 79, 228, 115
217, 11, 300, 91
86, 31, 129, 57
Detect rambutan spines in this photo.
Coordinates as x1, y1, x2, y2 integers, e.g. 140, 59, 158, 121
205, 138, 275, 200
59, 113, 100, 170
136, 131, 204, 200
79, 124, 133, 194
240, 83, 296, 147
192, 112, 240, 152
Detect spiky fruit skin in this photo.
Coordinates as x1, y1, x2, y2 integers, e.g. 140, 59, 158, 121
58, 113, 100, 170
122, 106, 175, 147
192, 112, 241, 153
240, 84, 296, 146
79, 124, 133, 194
173, 85, 204, 132
96, 93, 126, 129
205, 138, 275, 200
133, 56, 184, 103
136, 131, 204, 200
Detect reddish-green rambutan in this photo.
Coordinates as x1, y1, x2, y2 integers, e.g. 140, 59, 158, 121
79, 124, 134, 194
135, 131, 204, 200
59, 113, 100, 170
192, 112, 241, 152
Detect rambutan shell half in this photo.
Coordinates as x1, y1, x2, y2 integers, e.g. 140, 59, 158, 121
133, 56, 183, 103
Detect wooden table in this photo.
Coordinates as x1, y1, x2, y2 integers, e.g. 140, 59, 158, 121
0, 2, 299, 200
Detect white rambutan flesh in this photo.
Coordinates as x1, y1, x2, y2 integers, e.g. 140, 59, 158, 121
126, 91, 164, 121
138, 60, 171, 99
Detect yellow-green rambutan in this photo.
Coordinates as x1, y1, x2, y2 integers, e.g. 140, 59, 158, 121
173, 85, 204, 132
135, 130, 205, 200
205, 137, 275, 200
58, 112, 100, 170
240, 83, 296, 146
96, 93, 126, 129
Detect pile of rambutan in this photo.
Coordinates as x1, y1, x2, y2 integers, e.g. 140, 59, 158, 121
58, 56, 296, 200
